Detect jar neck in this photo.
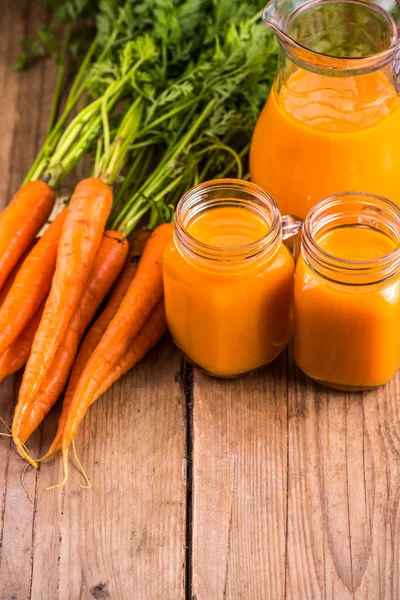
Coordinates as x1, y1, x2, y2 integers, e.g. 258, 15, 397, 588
301, 192, 400, 286
174, 179, 283, 267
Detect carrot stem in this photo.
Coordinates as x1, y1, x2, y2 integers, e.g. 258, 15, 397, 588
113, 99, 215, 235
45, 24, 72, 137
95, 97, 143, 185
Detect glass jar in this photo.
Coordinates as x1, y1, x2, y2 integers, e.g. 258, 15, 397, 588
163, 179, 302, 378
294, 192, 400, 390
250, 0, 400, 219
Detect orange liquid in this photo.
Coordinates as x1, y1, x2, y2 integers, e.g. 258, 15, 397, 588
163, 206, 295, 377
250, 70, 400, 219
294, 226, 400, 389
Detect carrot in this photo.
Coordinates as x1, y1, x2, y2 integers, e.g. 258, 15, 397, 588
45, 302, 167, 490
44, 223, 172, 484
41, 231, 152, 461
59, 229, 151, 398
0, 268, 19, 308
0, 181, 55, 290
13, 178, 112, 466
0, 210, 67, 356
16, 231, 128, 445
0, 256, 26, 307
0, 302, 45, 383
79, 229, 151, 358
91, 301, 167, 403
0, 242, 37, 307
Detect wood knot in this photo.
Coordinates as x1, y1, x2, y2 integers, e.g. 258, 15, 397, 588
289, 406, 308, 419
90, 582, 110, 599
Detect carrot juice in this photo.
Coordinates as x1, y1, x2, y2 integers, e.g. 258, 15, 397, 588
250, 70, 400, 219
294, 193, 400, 390
163, 180, 297, 377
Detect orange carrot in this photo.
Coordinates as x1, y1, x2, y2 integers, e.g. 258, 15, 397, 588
0, 181, 55, 290
60, 229, 151, 399
43, 223, 171, 475
44, 303, 167, 486
0, 258, 25, 308
0, 302, 45, 383
81, 229, 152, 355
91, 301, 167, 402
59, 224, 172, 452
44, 225, 172, 490
0, 210, 67, 356
41, 232, 153, 461
13, 178, 112, 466
0, 243, 36, 307
16, 231, 128, 445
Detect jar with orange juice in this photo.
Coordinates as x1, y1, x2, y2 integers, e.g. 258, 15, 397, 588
294, 192, 400, 390
250, 0, 400, 219
163, 180, 302, 377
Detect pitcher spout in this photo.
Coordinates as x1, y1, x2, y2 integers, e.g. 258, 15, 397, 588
262, 0, 296, 38
262, 0, 400, 74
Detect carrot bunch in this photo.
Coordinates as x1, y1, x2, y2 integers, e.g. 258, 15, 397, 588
0, 0, 281, 490
41, 225, 171, 487
0, 36, 171, 486
0, 172, 170, 482
0, 178, 170, 488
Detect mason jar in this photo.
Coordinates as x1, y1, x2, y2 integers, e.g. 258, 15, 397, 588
294, 191, 400, 390
163, 179, 302, 377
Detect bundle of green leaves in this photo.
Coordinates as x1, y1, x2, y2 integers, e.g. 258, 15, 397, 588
106, 0, 279, 233
18, 0, 279, 234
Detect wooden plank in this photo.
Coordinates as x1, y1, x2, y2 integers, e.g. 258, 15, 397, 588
192, 349, 400, 599
285, 355, 400, 600
0, 0, 28, 204
0, 2, 57, 598
30, 341, 186, 600
0, 3, 188, 598
191, 354, 288, 599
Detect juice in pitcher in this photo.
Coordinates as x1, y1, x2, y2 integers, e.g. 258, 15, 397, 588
250, 0, 400, 218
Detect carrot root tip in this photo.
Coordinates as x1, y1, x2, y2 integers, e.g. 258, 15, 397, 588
45, 447, 69, 491
21, 464, 34, 503
13, 433, 38, 469
72, 440, 92, 490
0, 416, 11, 433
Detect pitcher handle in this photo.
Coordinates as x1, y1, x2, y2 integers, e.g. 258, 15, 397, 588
282, 214, 303, 261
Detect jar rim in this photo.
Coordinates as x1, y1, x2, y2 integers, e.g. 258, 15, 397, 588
302, 191, 400, 284
174, 179, 282, 263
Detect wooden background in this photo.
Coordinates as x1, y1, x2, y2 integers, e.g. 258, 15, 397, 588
0, 2, 399, 599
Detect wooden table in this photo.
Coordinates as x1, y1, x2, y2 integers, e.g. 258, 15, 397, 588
1, 3, 399, 599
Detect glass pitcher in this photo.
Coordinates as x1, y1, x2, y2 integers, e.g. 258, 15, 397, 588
250, 0, 400, 219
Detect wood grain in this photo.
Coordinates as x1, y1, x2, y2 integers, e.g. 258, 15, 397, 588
0, 2, 56, 598
30, 341, 186, 600
191, 343, 400, 600
191, 355, 288, 600
2, 1, 400, 599
0, 2, 187, 599
285, 353, 400, 600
